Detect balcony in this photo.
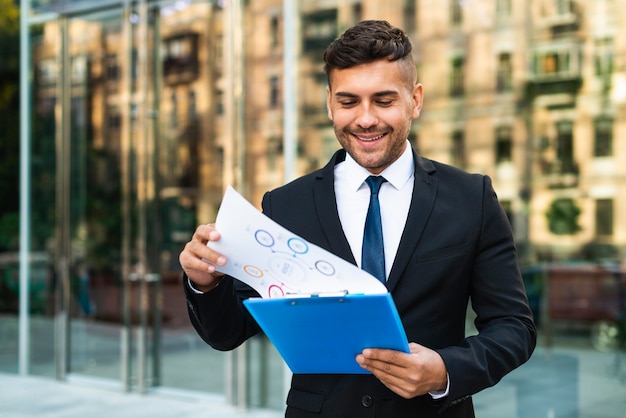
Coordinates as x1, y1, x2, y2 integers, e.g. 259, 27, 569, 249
302, 9, 337, 55
539, 12, 580, 34
526, 42, 583, 98
163, 33, 199, 86
541, 159, 579, 189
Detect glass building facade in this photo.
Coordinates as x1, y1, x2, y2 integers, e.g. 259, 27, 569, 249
2, 0, 625, 415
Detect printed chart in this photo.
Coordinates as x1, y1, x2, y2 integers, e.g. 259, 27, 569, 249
207, 187, 387, 298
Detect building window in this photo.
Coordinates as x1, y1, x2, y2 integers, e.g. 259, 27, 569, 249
107, 109, 121, 136
496, 0, 512, 19
543, 53, 559, 74
302, 9, 338, 54
533, 48, 576, 79
594, 117, 613, 157
403, 0, 416, 34
170, 93, 178, 129
215, 34, 223, 72
496, 53, 513, 92
163, 33, 199, 83
495, 126, 512, 163
451, 130, 465, 168
595, 198, 614, 236
450, 0, 462, 26
270, 15, 280, 48
594, 38, 613, 78
352, 3, 362, 25
555, 0, 573, 15
105, 54, 119, 82
268, 136, 281, 171
188, 90, 197, 123
450, 57, 464, 97
216, 89, 224, 115
270, 76, 280, 108
556, 120, 575, 173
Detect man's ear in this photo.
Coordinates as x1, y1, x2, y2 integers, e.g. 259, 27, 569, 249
411, 83, 424, 120
326, 85, 333, 120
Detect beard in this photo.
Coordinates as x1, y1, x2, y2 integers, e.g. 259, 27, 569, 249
334, 124, 408, 174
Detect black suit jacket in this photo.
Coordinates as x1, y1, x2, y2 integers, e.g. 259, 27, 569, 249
184, 148, 536, 417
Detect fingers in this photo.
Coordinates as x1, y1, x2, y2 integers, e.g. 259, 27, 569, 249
357, 349, 416, 398
356, 344, 447, 398
192, 223, 222, 244
179, 224, 228, 289
187, 224, 226, 264
357, 348, 412, 376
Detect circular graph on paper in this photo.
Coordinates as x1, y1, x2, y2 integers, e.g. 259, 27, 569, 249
254, 230, 275, 248
314, 260, 336, 276
287, 237, 309, 255
267, 284, 285, 298
243, 264, 264, 278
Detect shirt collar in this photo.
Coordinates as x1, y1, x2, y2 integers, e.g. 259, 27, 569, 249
344, 140, 415, 192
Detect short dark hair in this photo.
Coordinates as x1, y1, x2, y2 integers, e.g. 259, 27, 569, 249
323, 20, 414, 81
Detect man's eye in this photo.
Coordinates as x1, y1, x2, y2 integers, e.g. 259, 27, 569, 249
339, 101, 357, 107
377, 100, 393, 106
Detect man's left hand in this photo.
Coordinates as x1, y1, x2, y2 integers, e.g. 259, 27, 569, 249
356, 342, 448, 399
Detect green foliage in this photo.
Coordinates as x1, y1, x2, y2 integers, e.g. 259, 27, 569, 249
545, 198, 582, 235
0, 0, 19, 80
0, 0, 20, 252
0, 212, 19, 250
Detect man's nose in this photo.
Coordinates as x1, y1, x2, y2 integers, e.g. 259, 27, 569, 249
355, 104, 379, 128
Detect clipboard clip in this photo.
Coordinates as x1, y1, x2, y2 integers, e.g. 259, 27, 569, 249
285, 290, 350, 298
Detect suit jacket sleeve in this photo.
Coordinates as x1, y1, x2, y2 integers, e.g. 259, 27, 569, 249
183, 273, 261, 351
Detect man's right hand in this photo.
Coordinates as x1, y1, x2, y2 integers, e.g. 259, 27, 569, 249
179, 223, 227, 292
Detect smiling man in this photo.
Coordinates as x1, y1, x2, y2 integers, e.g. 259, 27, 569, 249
179, 20, 536, 417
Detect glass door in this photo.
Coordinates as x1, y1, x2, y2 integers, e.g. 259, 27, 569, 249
43, 0, 282, 407
52, 3, 163, 390
54, 7, 130, 384
49, 0, 232, 396
151, 1, 232, 396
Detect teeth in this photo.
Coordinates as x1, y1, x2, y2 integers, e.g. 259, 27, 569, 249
357, 134, 384, 141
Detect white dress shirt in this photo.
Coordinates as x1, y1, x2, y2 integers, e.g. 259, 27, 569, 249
335, 142, 450, 398
334, 140, 414, 280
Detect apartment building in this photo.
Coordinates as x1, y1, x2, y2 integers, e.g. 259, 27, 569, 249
260, 0, 626, 263
9, 0, 626, 414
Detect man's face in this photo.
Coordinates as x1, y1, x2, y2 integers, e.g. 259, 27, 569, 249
326, 59, 423, 174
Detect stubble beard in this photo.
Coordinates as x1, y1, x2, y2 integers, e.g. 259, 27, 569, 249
335, 125, 406, 173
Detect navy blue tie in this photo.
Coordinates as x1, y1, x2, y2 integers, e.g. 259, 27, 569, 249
362, 176, 387, 283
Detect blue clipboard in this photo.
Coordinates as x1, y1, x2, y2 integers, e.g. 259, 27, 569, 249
243, 293, 410, 374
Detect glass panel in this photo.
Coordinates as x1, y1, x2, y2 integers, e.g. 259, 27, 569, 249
23, 20, 59, 378
17, 1, 626, 416
155, 0, 231, 396
0, 0, 23, 374
62, 10, 125, 381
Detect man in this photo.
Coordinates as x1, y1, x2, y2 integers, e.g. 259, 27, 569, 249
180, 20, 536, 417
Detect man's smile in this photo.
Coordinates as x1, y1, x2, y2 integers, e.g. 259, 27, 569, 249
354, 133, 386, 142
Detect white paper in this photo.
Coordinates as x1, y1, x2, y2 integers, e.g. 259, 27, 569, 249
207, 186, 387, 298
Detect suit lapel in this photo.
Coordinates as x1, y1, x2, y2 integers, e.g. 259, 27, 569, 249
387, 151, 438, 293
313, 150, 357, 265
311, 148, 437, 290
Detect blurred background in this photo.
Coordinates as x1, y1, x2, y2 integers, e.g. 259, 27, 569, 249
1, 0, 625, 416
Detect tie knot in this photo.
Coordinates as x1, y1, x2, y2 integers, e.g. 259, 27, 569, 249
365, 176, 387, 195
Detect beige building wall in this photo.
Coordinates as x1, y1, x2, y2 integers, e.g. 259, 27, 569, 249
34, 0, 626, 262
238, 0, 626, 261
